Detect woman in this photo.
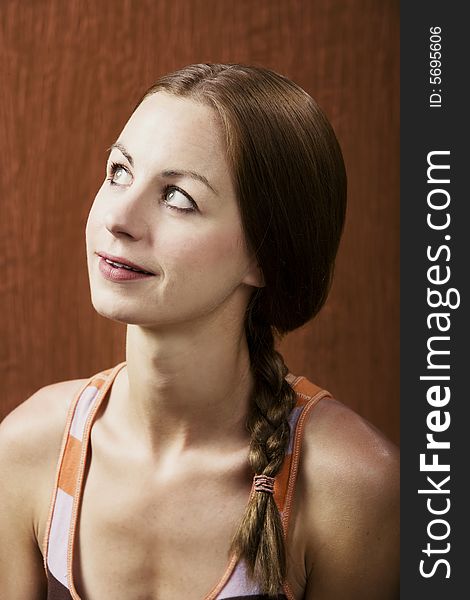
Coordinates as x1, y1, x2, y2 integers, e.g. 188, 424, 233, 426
0, 64, 399, 599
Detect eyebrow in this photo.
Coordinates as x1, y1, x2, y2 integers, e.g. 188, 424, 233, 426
107, 141, 218, 195
107, 141, 134, 167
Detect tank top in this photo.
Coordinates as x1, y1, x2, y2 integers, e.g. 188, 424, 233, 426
42, 361, 331, 600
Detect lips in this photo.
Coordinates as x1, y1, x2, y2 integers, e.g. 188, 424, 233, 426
96, 252, 155, 275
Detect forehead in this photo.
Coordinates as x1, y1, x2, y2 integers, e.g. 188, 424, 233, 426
117, 92, 227, 176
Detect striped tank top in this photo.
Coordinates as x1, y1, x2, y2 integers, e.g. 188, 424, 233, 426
42, 361, 331, 600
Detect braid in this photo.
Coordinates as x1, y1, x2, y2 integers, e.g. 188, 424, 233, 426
230, 310, 297, 597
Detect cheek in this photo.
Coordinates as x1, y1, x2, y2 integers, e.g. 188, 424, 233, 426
162, 224, 247, 275
85, 210, 95, 255
85, 193, 102, 246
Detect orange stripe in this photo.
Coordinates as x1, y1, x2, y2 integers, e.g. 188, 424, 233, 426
89, 375, 107, 389
68, 362, 127, 600
274, 378, 323, 512
274, 457, 291, 512
57, 435, 82, 497
42, 373, 96, 576
293, 377, 325, 398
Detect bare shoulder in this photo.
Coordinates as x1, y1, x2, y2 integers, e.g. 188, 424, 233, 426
300, 396, 399, 487
0, 378, 89, 596
0, 377, 90, 463
0, 378, 90, 537
297, 397, 399, 600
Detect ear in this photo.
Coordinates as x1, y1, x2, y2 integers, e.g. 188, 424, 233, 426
242, 260, 265, 288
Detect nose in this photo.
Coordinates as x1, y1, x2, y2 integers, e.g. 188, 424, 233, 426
104, 190, 150, 241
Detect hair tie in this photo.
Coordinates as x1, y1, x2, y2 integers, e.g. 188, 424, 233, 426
253, 474, 275, 494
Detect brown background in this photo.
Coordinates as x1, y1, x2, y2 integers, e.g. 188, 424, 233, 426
0, 0, 399, 445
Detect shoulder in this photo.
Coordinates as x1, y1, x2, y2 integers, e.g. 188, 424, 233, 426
299, 395, 399, 486
0, 378, 91, 461
0, 378, 91, 536
295, 395, 399, 599
0, 378, 90, 594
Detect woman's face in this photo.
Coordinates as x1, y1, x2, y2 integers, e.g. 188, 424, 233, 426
86, 92, 262, 329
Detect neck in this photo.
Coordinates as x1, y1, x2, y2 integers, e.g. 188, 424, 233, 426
110, 318, 254, 457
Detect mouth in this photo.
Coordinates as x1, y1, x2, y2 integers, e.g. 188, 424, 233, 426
96, 252, 155, 275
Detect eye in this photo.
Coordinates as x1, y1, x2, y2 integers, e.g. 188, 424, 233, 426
106, 162, 198, 214
107, 161, 132, 185
163, 186, 197, 213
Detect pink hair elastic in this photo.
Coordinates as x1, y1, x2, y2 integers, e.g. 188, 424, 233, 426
253, 474, 275, 494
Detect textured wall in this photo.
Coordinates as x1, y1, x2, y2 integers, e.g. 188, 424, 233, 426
0, 0, 399, 444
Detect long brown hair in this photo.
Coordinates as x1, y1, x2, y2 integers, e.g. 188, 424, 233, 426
134, 64, 347, 596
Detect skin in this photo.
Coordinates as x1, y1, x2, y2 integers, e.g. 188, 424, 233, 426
0, 92, 399, 599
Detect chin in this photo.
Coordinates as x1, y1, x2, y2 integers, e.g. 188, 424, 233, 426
89, 293, 145, 325
92, 304, 133, 325
90, 295, 175, 328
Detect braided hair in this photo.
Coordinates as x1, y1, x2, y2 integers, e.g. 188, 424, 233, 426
134, 64, 347, 596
